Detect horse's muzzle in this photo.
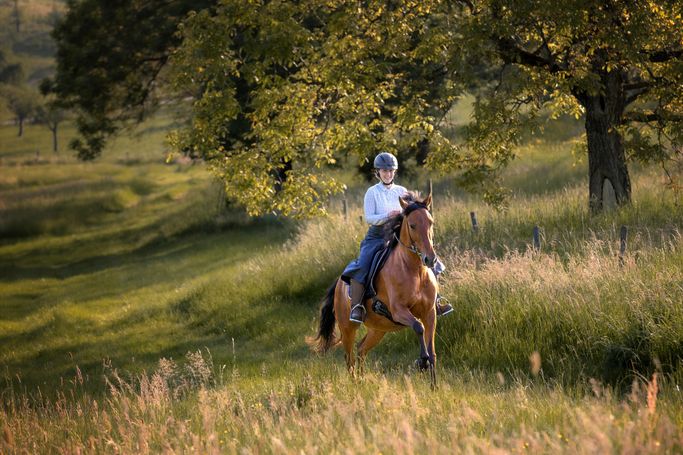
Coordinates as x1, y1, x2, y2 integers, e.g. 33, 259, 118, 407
423, 254, 437, 268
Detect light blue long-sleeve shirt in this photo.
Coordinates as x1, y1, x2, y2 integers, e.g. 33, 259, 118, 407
363, 182, 407, 226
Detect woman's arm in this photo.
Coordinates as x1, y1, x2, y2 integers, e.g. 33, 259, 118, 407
364, 187, 386, 225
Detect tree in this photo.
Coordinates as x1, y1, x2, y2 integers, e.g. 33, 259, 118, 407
1, 85, 37, 136
443, 0, 683, 212
38, 80, 67, 153
48, 0, 216, 159
35, 102, 66, 153
50, 1, 457, 215
169, 1, 465, 216
51, 1, 683, 214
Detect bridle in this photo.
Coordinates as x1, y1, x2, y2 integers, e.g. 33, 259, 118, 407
393, 203, 435, 266
394, 231, 423, 258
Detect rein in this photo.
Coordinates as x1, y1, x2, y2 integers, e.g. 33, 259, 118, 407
393, 232, 422, 258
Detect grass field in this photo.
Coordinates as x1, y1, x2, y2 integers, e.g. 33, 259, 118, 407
2, 105, 683, 452
2, 3, 683, 452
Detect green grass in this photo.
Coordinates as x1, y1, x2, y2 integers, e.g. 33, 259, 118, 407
0, 116, 294, 394
1, 103, 683, 452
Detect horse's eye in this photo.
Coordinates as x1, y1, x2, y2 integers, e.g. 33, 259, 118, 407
409, 224, 416, 229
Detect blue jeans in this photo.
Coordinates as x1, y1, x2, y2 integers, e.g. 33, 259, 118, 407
341, 225, 385, 286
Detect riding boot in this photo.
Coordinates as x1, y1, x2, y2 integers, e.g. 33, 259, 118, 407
435, 295, 454, 317
349, 279, 366, 323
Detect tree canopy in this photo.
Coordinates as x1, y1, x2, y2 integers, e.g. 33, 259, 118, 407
50, 0, 216, 159
1, 84, 37, 136
168, 1, 464, 216
50, 0, 683, 215
447, 0, 683, 211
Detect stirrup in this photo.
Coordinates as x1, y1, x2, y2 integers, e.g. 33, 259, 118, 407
436, 296, 454, 317
349, 304, 366, 323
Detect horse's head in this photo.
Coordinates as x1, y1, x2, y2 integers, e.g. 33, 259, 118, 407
399, 192, 437, 268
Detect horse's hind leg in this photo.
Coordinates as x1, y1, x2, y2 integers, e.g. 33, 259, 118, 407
334, 284, 359, 375
341, 325, 357, 373
356, 329, 386, 375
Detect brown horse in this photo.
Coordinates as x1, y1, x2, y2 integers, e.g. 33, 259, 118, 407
310, 191, 439, 386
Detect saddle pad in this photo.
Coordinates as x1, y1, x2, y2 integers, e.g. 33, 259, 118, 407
365, 245, 393, 299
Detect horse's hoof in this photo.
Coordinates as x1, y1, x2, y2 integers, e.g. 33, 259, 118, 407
414, 357, 430, 371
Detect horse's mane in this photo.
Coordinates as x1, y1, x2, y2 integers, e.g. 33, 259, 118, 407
383, 191, 429, 246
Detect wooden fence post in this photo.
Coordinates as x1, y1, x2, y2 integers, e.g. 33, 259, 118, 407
470, 211, 478, 232
533, 226, 541, 251
619, 225, 628, 266
342, 198, 348, 221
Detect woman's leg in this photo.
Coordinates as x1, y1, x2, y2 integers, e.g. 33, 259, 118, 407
349, 279, 366, 323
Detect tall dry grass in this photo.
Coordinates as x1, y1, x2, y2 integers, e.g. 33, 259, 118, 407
2, 350, 681, 454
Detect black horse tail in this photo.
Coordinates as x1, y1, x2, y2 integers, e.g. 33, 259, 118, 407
307, 278, 340, 354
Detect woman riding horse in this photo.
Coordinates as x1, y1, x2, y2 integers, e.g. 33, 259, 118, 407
341, 152, 452, 322
308, 153, 453, 385
311, 188, 444, 385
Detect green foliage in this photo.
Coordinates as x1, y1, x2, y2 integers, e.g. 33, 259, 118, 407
48, 0, 216, 159
168, 1, 465, 216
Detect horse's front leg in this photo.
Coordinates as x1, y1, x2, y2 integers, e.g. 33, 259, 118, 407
423, 306, 437, 367
391, 307, 430, 365
422, 306, 437, 388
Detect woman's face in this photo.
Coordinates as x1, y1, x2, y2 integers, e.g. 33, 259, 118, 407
378, 168, 396, 184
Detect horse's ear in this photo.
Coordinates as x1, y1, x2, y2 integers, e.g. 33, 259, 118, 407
424, 192, 432, 211
399, 195, 409, 210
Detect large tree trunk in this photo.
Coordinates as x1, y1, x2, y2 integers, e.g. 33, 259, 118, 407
580, 70, 632, 213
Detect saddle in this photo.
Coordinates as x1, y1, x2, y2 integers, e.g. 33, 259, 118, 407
366, 243, 392, 300
345, 243, 397, 322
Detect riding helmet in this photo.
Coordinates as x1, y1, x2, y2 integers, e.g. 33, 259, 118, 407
373, 152, 398, 170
